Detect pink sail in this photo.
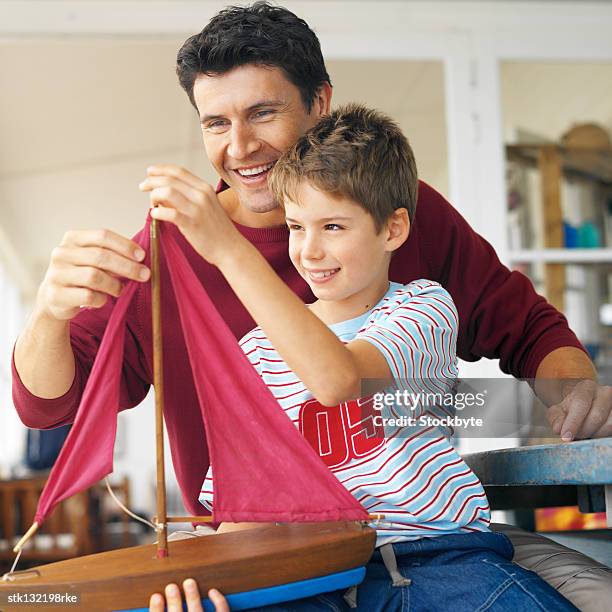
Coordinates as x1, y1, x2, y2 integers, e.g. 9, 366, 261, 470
162, 223, 367, 522
34, 244, 147, 523
34, 219, 367, 525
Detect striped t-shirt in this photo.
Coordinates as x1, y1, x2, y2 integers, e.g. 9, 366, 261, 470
200, 280, 490, 545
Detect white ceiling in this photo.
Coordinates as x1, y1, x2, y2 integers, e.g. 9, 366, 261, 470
0, 35, 611, 300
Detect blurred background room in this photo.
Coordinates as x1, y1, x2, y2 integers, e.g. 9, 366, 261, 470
0, 0, 611, 572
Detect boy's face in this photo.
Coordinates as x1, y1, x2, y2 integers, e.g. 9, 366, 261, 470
285, 182, 399, 312
192, 64, 331, 226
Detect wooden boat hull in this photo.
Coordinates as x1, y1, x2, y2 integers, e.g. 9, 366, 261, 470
0, 522, 375, 611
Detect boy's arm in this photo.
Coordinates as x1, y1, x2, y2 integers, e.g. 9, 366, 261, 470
217, 239, 391, 405
141, 167, 391, 406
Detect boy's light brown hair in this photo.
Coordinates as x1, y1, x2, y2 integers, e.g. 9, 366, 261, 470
268, 103, 418, 231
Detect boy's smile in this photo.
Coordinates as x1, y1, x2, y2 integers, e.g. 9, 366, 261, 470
304, 268, 341, 283
285, 181, 406, 324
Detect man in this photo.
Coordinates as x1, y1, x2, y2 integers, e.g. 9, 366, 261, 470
12, 2, 611, 609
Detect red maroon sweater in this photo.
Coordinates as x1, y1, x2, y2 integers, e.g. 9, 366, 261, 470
12, 181, 583, 514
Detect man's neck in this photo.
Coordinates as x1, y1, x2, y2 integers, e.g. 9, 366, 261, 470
218, 188, 286, 229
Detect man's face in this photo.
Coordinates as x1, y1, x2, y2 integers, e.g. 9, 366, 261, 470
193, 64, 330, 223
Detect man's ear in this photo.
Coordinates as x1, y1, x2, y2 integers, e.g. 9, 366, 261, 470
385, 208, 410, 252
312, 82, 332, 117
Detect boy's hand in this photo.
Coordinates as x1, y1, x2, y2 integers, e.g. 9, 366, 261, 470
149, 579, 229, 611
139, 164, 243, 268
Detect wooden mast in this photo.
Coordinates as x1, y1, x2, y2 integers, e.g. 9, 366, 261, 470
151, 218, 168, 558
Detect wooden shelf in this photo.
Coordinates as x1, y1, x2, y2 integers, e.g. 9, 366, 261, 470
506, 142, 612, 310
507, 144, 612, 184
509, 249, 612, 264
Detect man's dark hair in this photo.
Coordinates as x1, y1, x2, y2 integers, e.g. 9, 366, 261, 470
176, 1, 331, 111
269, 103, 418, 229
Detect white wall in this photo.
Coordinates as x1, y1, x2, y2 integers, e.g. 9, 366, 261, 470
0, 261, 25, 477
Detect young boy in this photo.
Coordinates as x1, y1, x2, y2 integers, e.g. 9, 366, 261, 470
200, 104, 489, 543
151, 105, 575, 610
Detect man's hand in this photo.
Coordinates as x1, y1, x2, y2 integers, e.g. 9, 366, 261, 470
139, 164, 244, 268
547, 380, 612, 441
14, 228, 151, 399
37, 229, 150, 321
149, 579, 228, 612
536, 347, 612, 441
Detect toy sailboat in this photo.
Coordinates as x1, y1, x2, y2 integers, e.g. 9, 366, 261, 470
0, 218, 376, 611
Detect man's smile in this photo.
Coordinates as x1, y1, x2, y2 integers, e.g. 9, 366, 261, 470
231, 161, 276, 184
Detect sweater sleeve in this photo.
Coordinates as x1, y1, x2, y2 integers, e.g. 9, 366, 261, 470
416, 182, 586, 379
12, 294, 151, 430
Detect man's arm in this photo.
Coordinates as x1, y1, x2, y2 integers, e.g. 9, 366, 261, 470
13, 228, 150, 424
15, 308, 74, 399
414, 183, 585, 378
415, 182, 611, 439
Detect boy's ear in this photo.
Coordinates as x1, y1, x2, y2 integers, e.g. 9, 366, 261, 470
384, 208, 410, 252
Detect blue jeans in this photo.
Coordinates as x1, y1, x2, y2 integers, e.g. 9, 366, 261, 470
254, 531, 578, 611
